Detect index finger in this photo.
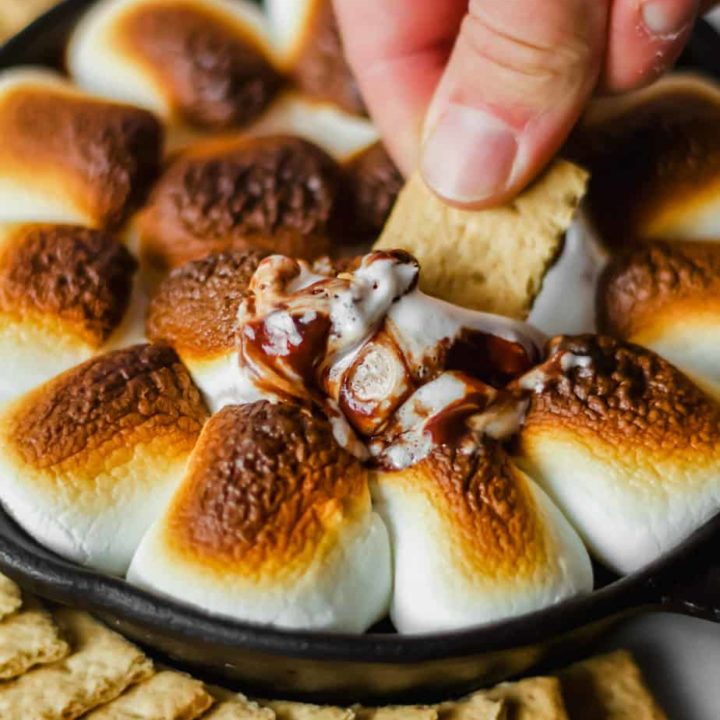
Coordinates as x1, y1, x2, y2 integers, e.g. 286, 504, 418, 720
333, 0, 466, 173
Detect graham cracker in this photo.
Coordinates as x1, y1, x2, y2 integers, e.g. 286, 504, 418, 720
355, 707, 437, 720
438, 692, 506, 719
0, 609, 153, 719
266, 701, 354, 720
485, 677, 569, 720
85, 670, 213, 719
203, 699, 276, 720
0, 600, 69, 680
374, 161, 588, 319
558, 650, 667, 720
0, 572, 22, 620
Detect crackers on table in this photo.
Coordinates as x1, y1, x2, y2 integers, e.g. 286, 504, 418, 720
204, 690, 275, 720
203, 699, 276, 720
266, 701, 355, 720
438, 693, 506, 719
355, 707, 437, 720
485, 677, 570, 720
0, 609, 153, 720
374, 161, 588, 319
0, 573, 22, 620
85, 670, 213, 719
558, 650, 667, 720
0, 600, 69, 680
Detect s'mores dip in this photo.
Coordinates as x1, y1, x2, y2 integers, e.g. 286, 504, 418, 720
0, 0, 719, 637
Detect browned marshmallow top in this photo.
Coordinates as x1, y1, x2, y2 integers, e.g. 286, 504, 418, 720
0, 224, 137, 346
570, 87, 720, 246
8, 344, 208, 472
521, 334, 720, 453
146, 249, 269, 357
597, 241, 720, 340
409, 437, 550, 579
292, 0, 365, 115
163, 401, 367, 575
0, 87, 162, 229
343, 142, 403, 244
138, 135, 342, 272
116, 0, 282, 129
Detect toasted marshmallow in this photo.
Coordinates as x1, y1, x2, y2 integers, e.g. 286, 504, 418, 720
572, 74, 720, 245
372, 436, 592, 634
128, 401, 391, 632
146, 249, 269, 410
137, 135, 343, 275
598, 241, 720, 389
528, 213, 609, 336
0, 344, 208, 575
236, 252, 544, 438
265, 0, 365, 115
0, 223, 139, 403
0, 68, 162, 229
68, 0, 281, 136
516, 334, 720, 574
371, 371, 527, 471
342, 142, 403, 245
247, 91, 378, 161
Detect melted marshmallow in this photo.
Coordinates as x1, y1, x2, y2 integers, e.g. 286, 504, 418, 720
529, 212, 609, 336
234, 251, 545, 460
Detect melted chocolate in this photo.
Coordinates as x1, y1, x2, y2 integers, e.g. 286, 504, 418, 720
238, 252, 538, 462
425, 391, 491, 448
337, 329, 415, 436
242, 311, 332, 400
445, 329, 535, 388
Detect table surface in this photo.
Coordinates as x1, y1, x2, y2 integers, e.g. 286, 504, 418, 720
601, 613, 720, 720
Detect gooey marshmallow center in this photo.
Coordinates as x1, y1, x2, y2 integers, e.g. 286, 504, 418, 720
233, 251, 546, 466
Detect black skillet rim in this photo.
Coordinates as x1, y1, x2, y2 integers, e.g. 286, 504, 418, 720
0, 0, 719, 665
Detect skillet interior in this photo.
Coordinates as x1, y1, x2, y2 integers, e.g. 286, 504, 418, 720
1, 0, 720, 703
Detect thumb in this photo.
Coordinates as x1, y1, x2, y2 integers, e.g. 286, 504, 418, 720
421, 0, 609, 207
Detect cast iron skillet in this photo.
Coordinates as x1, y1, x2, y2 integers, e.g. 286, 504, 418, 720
1, 0, 720, 705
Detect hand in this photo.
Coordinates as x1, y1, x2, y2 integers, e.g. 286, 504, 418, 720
334, 0, 717, 208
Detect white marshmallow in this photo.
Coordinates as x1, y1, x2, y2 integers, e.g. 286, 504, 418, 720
528, 212, 609, 336
373, 446, 593, 634
0, 222, 142, 404
517, 335, 720, 574
248, 91, 378, 161
0, 68, 161, 229
68, 0, 275, 121
128, 403, 392, 632
0, 344, 208, 575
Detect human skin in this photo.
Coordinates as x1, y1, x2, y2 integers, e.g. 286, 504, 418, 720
334, 0, 719, 208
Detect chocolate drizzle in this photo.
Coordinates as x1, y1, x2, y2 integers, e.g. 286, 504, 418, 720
445, 329, 536, 388
235, 251, 539, 466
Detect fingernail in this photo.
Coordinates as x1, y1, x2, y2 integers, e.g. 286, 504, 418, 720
641, 0, 696, 38
421, 104, 518, 204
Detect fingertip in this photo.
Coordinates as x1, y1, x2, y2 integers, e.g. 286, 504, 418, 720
603, 0, 699, 92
